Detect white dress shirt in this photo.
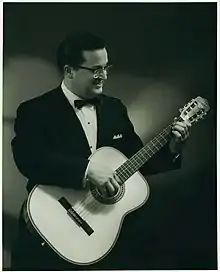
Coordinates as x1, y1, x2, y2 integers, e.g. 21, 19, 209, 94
61, 81, 97, 154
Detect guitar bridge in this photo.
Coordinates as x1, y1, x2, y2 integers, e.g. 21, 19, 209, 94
58, 197, 94, 236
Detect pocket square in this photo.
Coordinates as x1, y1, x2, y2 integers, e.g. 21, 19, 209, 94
113, 134, 123, 139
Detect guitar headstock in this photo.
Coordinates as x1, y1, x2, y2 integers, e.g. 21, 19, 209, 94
179, 96, 210, 124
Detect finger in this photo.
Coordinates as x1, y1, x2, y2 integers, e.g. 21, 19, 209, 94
99, 186, 107, 197
111, 175, 120, 191
175, 123, 191, 139
105, 182, 115, 196
174, 123, 189, 133
172, 128, 189, 141
174, 121, 191, 131
113, 172, 121, 185
172, 124, 186, 136
173, 117, 180, 125
172, 130, 182, 140
174, 122, 188, 130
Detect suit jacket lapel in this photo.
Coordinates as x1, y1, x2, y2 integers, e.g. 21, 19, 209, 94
54, 87, 91, 155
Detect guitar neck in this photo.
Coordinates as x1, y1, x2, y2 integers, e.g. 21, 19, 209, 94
115, 120, 178, 184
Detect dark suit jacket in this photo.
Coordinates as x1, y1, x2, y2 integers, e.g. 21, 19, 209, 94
11, 86, 181, 192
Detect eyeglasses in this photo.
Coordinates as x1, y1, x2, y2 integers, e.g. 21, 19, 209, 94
77, 64, 113, 78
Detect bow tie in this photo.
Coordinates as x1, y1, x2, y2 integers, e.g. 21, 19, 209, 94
74, 97, 101, 109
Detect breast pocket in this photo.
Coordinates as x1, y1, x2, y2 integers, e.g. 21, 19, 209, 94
108, 132, 125, 150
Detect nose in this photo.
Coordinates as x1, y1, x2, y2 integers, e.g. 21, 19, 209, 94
94, 70, 108, 80
102, 70, 108, 80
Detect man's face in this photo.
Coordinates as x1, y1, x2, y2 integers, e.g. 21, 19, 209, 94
73, 48, 109, 98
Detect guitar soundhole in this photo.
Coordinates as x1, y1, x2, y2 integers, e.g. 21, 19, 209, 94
90, 184, 125, 205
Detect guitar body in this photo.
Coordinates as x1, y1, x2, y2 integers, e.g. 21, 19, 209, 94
25, 147, 150, 265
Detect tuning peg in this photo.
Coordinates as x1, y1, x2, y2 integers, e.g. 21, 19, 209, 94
179, 108, 183, 113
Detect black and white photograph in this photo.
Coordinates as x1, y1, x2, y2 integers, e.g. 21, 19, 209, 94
2, 2, 217, 270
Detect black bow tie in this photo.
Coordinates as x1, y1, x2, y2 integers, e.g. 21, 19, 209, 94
74, 97, 101, 109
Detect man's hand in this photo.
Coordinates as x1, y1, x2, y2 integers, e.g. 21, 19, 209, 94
86, 161, 120, 197
169, 118, 191, 154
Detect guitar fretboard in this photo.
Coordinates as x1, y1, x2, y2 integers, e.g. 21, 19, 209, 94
115, 122, 175, 184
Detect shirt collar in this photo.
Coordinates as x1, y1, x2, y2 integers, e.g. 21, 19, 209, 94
61, 81, 101, 110
61, 81, 82, 109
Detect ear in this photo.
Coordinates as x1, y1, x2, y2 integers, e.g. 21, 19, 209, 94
64, 65, 75, 79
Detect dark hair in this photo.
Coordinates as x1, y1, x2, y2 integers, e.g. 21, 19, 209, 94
57, 31, 106, 73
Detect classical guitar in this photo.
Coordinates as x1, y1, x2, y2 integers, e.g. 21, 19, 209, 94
24, 96, 210, 265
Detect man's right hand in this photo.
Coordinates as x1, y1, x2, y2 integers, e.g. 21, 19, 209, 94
86, 161, 121, 197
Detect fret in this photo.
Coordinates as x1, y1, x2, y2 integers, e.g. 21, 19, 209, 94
148, 141, 159, 151
154, 136, 163, 147
145, 146, 154, 156
149, 141, 158, 151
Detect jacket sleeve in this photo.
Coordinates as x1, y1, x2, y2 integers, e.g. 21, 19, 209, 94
11, 102, 89, 190
118, 100, 181, 176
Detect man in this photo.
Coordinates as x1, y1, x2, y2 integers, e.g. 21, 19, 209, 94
11, 31, 191, 270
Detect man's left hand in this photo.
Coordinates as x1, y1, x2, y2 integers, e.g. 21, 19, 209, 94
169, 118, 191, 155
